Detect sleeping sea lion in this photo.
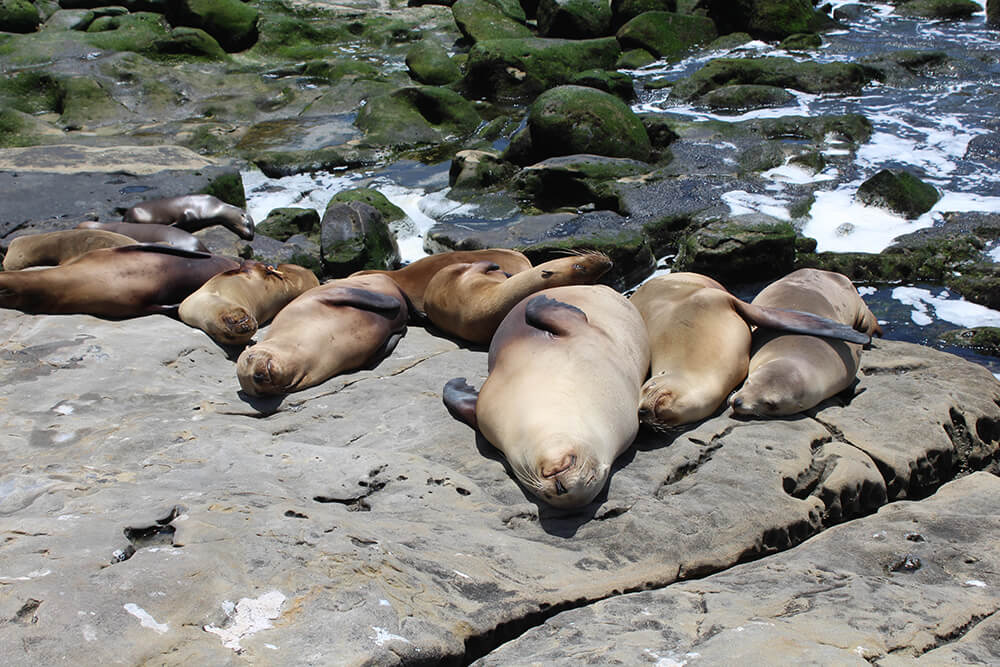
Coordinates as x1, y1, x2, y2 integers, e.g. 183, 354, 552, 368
3, 229, 137, 271
443, 285, 650, 509
178, 261, 320, 346
77, 220, 209, 253
123, 194, 254, 240
423, 251, 613, 345
236, 274, 408, 396
730, 269, 883, 417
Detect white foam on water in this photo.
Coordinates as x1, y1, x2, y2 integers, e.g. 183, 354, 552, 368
989, 244, 1000, 262
762, 162, 838, 185
892, 286, 1000, 328
242, 168, 363, 223
721, 190, 791, 220
802, 186, 933, 253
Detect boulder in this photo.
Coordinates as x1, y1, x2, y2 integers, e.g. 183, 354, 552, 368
779, 31, 822, 49
698, 0, 836, 41
610, 0, 677, 29
855, 168, 940, 219
238, 233, 323, 278
895, 0, 981, 19
0, 0, 40, 33
670, 57, 875, 100
256, 208, 322, 243
536, 0, 612, 38
940, 327, 1000, 357
320, 200, 400, 276
568, 68, 636, 100
405, 40, 462, 85
354, 86, 481, 150
328, 188, 406, 224
168, 0, 259, 52
449, 149, 519, 189
990, 0, 999, 25
699, 83, 795, 112
615, 10, 718, 59
451, 0, 531, 43
673, 214, 798, 283
151, 26, 228, 60
510, 153, 651, 213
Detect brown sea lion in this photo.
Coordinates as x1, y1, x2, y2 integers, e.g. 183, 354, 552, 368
123, 194, 254, 240
730, 269, 883, 418
178, 261, 320, 346
2, 229, 137, 271
0, 245, 239, 318
443, 285, 650, 509
423, 251, 613, 345
77, 221, 209, 253
631, 272, 877, 429
352, 248, 532, 313
236, 273, 408, 396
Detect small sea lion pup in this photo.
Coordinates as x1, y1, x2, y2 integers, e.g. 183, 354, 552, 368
443, 285, 650, 509
730, 268, 883, 418
236, 274, 408, 396
352, 248, 532, 313
178, 261, 319, 346
0, 245, 239, 318
123, 194, 255, 240
423, 251, 613, 345
631, 272, 877, 429
3, 229, 137, 271
77, 220, 209, 253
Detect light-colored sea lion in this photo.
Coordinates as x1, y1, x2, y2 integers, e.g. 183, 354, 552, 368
178, 261, 320, 346
730, 269, 883, 418
2, 229, 137, 271
236, 273, 408, 396
77, 220, 209, 253
123, 194, 254, 240
443, 285, 650, 509
352, 248, 532, 313
423, 251, 613, 345
631, 272, 877, 429
0, 244, 240, 318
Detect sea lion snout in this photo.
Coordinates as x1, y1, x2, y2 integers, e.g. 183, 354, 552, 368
540, 452, 577, 479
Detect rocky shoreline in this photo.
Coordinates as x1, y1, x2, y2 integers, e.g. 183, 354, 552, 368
2, 0, 1000, 664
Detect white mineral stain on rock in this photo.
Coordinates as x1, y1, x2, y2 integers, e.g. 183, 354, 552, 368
0, 569, 52, 581
204, 590, 286, 651
123, 603, 168, 634
82, 625, 97, 642
370, 626, 412, 647
964, 579, 987, 587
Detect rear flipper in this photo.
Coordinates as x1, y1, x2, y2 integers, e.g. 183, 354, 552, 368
443, 377, 479, 430
733, 300, 872, 344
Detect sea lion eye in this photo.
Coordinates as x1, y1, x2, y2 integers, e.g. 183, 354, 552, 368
573, 263, 584, 271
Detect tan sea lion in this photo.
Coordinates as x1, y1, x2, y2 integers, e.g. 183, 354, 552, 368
443, 285, 650, 509
631, 272, 877, 429
2, 229, 137, 271
236, 273, 408, 396
178, 261, 320, 346
77, 220, 209, 253
423, 251, 613, 345
123, 194, 254, 240
0, 245, 239, 318
352, 248, 532, 313
730, 269, 883, 418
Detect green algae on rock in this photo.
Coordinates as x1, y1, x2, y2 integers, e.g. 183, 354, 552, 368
699, 84, 794, 112
615, 10, 718, 59
0, 0, 40, 33
855, 168, 940, 219
452, 0, 532, 43
329, 188, 406, 223
320, 201, 400, 276
895, 0, 981, 19
355, 85, 481, 150
537, 0, 613, 39
670, 57, 875, 101
698, 0, 836, 41
673, 216, 798, 284
257, 208, 322, 243
406, 40, 462, 86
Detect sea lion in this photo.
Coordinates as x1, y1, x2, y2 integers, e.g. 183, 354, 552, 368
352, 248, 532, 313
730, 269, 883, 418
0, 244, 239, 318
443, 285, 650, 509
3, 229, 138, 271
178, 261, 320, 346
123, 194, 254, 240
236, 273, 408, 396
423, 251, 613, 345
77, 221, 209, 253
631, 272, 877, 429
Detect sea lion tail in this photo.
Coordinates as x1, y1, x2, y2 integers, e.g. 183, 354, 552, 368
443, 377, 479, 430
732, 299, 872, 345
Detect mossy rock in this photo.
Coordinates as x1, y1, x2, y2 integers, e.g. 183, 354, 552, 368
939, 327, 1000, 357
194, 171, 246, 210
249, 12, 354, 61
452, 0, 532, 43
169, 0, 259, 52
0, 0, 40, 33
780, 32, 822, 50
0, 71, 61, 114
616, 47, 656, 69
674, 217, 797, 284
462, 36, 622, 103
855, 169, 940, 219
240, 233, 323, 279
512, 154, 650, 213
250, 148, 375, 178
355, 85, 481, 150
989, 0, 999, 26
406, 41, 461, 86
642, 211, 700, 256
320, 201, 400, 276
611, 0, 677, 29
57, 76, 126, 130
895, 0, 980, 19
257, 208, 322, 243
523, 84, 651, 163
615, 11, 718, 59
699, 0, 836, 41
670, 57, 875, 101
82, 11, 171, 55
699, 84, 794, 112
0, 108, 47, 147
329, 188, 406, 223
537, 0, 612, 39
568, 69, 636, 101
449, 149, 519, 189
152, 27, 228, 60
747, 114, 873, 145
520, 228, 656, 291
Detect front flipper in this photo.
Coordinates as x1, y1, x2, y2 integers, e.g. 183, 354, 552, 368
316, 287, 403, 318
443, 377, 479, 430
524, 294, 588, 337
732, 299, 872, 344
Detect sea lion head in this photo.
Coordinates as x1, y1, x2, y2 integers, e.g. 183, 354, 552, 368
730, 360, 808, 417
638, 373, 708, 429
210, 306, 259, 346
536, 250, 613, 286
511, 438, 609, 509
236, 345, 298, 396
228, 206, 255, 240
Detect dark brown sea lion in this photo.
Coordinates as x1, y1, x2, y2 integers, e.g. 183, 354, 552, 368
0, 245, 239, 318
443, 285, 650, 509
3, 229, 137, 271
178, 261, 320, 346
236, 274, 408, 396
77, 221, 209, 253
123, 194, 254, 240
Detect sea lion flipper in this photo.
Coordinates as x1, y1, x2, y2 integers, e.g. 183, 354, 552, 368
443, 377, 479, 429
524, 294, 588, 337
115, 243, 213, 259
732, 300, 872, 344
316, 287, 403, 316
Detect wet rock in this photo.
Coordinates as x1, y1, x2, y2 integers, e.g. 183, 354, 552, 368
510, 153, 652, 213
616, 46, 656, 68
568, 69, 636, 101
895, 0, 981, 20
452, 0, 531, 43
940, 327, 1000, 357
673, 214, 797, 284
256, 208, 321, 243
329, 188, 406, 225
698, 0, 837, 41
0, 0, 40, 33
670, 57, 875, 101
965, 132, 1000, 162
699, 83, 795, 112
615, 10, 718, 59
610, 0, 677, 30
239, 233, 323, 278
449, 149, 519, 190
779, 31, 822, 49
537, 0, 612, 38
320, 200, 400, 276
355, 85, 481, 151
168, 0, 259, 53
151, 26, 227, 60
990, 0, 1000, 25
861, 49, 951, 87
855, 168, 940, 219
405, 40, 462, 86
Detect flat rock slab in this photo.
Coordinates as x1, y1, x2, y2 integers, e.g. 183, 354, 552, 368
0, 308, 998, 664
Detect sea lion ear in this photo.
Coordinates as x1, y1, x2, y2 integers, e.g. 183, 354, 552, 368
443, 377, 479, 429
524, 294, 588, 336
315, 286, 403, 316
